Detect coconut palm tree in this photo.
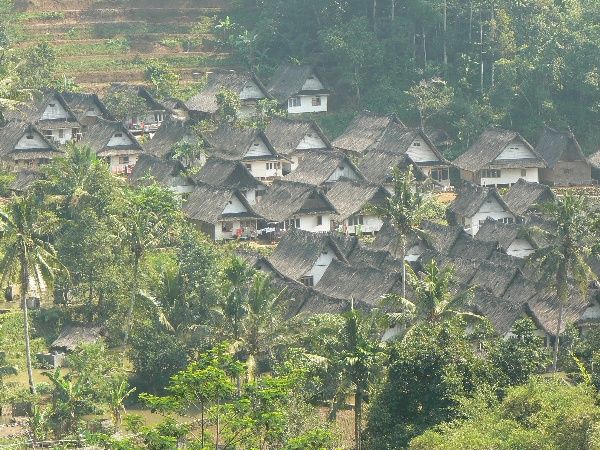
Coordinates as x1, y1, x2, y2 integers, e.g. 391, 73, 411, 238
0, 195, 60, 394
528, 193, 597, 371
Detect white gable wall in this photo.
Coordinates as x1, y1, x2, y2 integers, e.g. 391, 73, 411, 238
222, 194, 248, 214
245, 160, 283, 179
298, 214, 332, 233
15, 133, 48, 150
308, 245, 337, 285
326, 164, 361, 183
302, 74, 324, 90
240, 81, 266, 100
297, 133, 328, 150
41, 99, 70, 120
245, 138, 272, 157
506, 239, 535, 258
406, 138, 439, 162
108, 132, 135, 147
466, 196, 515, 235
496, 141, 537, 160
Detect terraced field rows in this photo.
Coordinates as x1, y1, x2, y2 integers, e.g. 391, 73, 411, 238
13, 0, 235, 91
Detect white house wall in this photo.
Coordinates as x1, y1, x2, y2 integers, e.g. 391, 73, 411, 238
43, 128, 75, 145
326, 164, 361, 183
222, 195, 248, 214
481, 168, 539, 186
496, 141, 537, 160
302, 75, 325, 90
41, 99, 70, 120
506, 239, 535, 258
245, 138, 272, 158
108, 132, 135, 147
406, 138, 439, 162
287, 95, 328, 114
298, 214, 332, 232
15, 133, 48, 150
240, 81, 266, 100
308, 246, 337, 285
467, 197, 515, 235
109, 154, 139, 174
246, 160, 282, 179
297, 133, 328, 150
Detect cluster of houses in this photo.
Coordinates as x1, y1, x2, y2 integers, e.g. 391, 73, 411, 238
4, 64, 600, 344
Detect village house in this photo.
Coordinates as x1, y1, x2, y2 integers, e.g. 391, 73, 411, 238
143, 118, 202, 162
79, 119, 145, 175
358, 123, 452, 187
283, 149, 364, 188
332, 111, 405, 157
447, 183, 518, 235
128, 154, 195, 195
204, 124, 288, 180
61, 92, 114, 129
184, 71, 271, 120
475, 219, 537, 258
105, 84, 168, 133
588, 150, 600, 181
183, 183, 261, 240
358, 151, 429, 192
8, 170, 44, 193
0, 121, 64, 170
502, 178, 555, 218
262, 228, 349, 287
454, 128, 547, 187
267, 64, 330, 114
253, 180, 337, 233
325, 179, 388, 235
264, 117, 332, 173
5, 90, 81, 145
192, 156, 267, 205
535, 127, 592, 185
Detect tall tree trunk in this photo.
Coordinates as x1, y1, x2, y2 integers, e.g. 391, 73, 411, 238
355, 388, 362, 450
402, 239, 407, 298
20, 257, 36, 395
469, 0, 473, 43
123, 255, 140, 349
443, 0, 448, 66
553, 265, 568, 372
391, 0, 395, 21
373, 0, 377, 33
552, 303, 563, 372
479, 9, 484, 94
200, 402, 205, 449
422, 25, 427, 66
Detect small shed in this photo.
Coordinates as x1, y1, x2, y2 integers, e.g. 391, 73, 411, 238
51, 325, 103, 353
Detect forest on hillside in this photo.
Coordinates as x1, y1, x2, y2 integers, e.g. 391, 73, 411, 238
221, 0, 600, 155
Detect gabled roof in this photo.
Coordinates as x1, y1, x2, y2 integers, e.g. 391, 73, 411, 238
8, 169, 44, 192
183, 183, 259, 224
454, 128, 546, 172
105, 84, 166, 111
79, 118, 144, 157
204, 124, 280, 161
503, 178, 555, 216
254, 180, 337, 223
357, 151, 428, 185
267, 64, 329, 103
192, 156, 265, 190
535, 127, 587, 168
61, 91, 114, 124
185, 71, 271, 113
526, 287, 592, 336
0, 121, 63, 161
144, 119, 200, 159
332, 111, 405, 155
326, 179, 388, 221
5, 90, 80, 126
475, 220, 536, 252
469, 261, 520, 298
267, 228, 348, 281
314, 259, 402, 308
264, 116, 331, 156
447, 233, 498, 260
420, 253, 480, 288
51, 324, 103, 352
370, 124, 447, 164
471, 288, 525, 335
284, 149, 364, 186
129, 154, 191, 188
346, 243, 404, 273
449, 183, 514, 218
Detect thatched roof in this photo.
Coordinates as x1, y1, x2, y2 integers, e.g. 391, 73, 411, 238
105, 84, 166, 111
535, 127, 587, 168
0, 121, 63, 161
204, 124, 279, 161
144, 119, 200, 159
185, 71, 270, 113
447, 233, 498, 260
267, 64, 330, 103
503, 178, 555, 216
469, 261, 520, 297
448, 183, 513, 219
129, 154, 191, 188
192, 156, 264, 190
314, 259, 402, 308
264, 116, 331, 156
61, 91, 114, 125
253, 180, 337, 223
471, 288, 525, 335
454, 128, 546, 172
326, 179, 388, 221
332, 111, 404, 155
372, 124, 447, 162
51, 324, 102, 352
267, 228, 347, 281
5, 90, 80, 126
475, 219, 536, 253
526, 288, 592, 336
8, 170, 44, 192
284, 149, 364, 186
79, 118, 144, 157
357, 151, 428, 185
183, 183, 259, 223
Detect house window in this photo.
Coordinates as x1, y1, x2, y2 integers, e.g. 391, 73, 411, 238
288, 97, 301, 108
349, 215, 364, 226
312, 96, 321, 107
285, 218, 300, 229
256, 189, 265, 199
498, 217, 514, 224
118, 156, 130, 165
48, 103, 56, 107
245, 163, 252, 171
222, 222, 233, 233
114, 133, 123, 138
266, 162, 275, 171
412, 141, 421, 147
300, 276, 314, 287
317, 215, 323, 226
481, 169, 501, 178
154, 113, 164, 122
564, 168, 573, 175
43, 130, 52, 138
521, 169, 527, 177
58, 129, 64, 139
26, 134, 33, 140
431, 168, 449, 181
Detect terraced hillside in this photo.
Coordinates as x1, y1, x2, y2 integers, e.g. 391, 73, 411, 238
12, 0, 235, 91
